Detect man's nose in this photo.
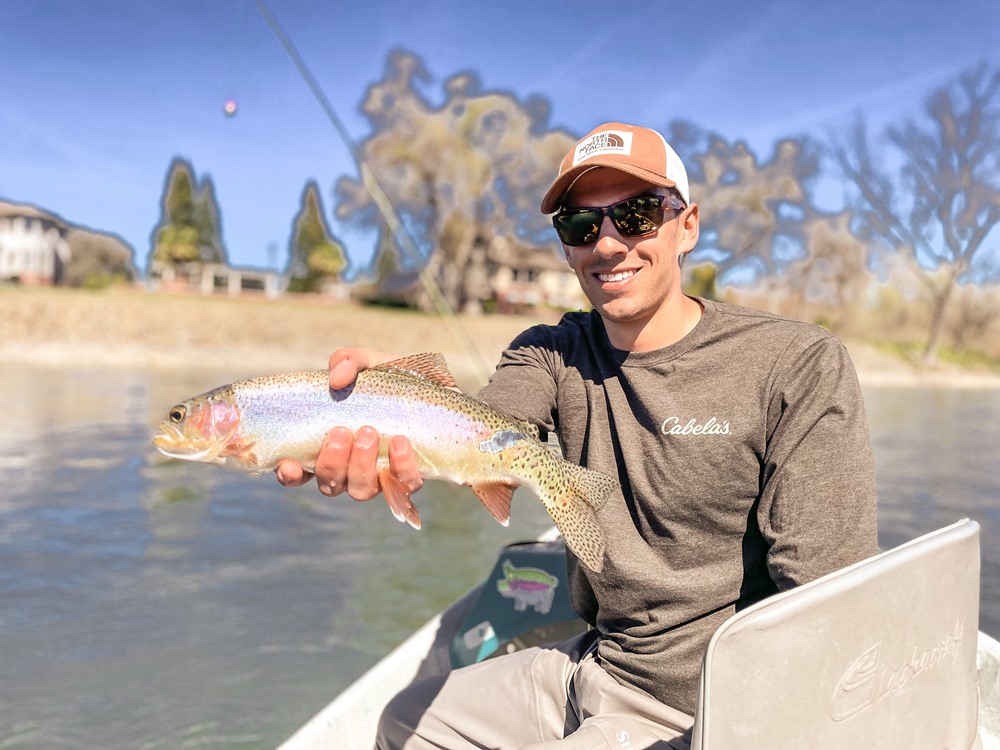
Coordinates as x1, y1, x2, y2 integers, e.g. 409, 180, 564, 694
592, 216, 628, 255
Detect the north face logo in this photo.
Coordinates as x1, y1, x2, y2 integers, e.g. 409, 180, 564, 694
573, 130, 633, 166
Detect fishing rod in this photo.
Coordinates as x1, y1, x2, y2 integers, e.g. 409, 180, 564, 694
255, 0, 492, 385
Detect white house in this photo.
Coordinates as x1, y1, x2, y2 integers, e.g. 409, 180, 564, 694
487, 236, 588, 312
0, 202, 71, 285
147, 260, 288, 299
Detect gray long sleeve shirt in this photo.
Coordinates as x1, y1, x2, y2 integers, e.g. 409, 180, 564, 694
476, 299, 879, 714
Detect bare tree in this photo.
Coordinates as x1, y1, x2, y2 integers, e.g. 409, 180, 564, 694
778, 211, 872, 330
335, 50, 573, 312
950, 284, 1000, 351
832, 63, 1000, 365
673, 123, 820, 283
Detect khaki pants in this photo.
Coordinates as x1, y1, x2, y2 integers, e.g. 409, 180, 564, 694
377, 633, 693, 750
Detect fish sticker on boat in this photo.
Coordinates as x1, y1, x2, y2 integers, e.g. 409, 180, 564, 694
496, 560, 559, 614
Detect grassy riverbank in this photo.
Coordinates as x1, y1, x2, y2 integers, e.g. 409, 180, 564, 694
2, 286, 999, 390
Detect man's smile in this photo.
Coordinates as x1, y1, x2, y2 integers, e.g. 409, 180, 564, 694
595, 269, 638, 284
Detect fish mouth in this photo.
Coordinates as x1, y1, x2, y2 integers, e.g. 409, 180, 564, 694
152, 421, 182, 450
152, 421, 223, 461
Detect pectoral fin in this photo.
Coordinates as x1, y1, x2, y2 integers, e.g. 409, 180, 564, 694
220, 439, 257, 462
470, 482, 516, 527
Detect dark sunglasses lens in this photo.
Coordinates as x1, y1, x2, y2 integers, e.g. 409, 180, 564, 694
610, 197, 665, 236
554, 211, 602, 246
553, 196, 670, 246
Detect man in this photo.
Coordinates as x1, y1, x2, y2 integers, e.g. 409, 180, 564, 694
277, 122, 879, 748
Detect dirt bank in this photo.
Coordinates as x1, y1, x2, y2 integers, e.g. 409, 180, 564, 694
2, 287, 998, 390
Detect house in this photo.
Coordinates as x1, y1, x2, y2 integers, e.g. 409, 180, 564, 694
367, 237, 587, 314
0, 202, 71, 285
147, 260, 287, 299
486, 236, 587, 313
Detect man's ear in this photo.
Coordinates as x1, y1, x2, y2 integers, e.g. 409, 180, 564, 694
681, 203, 700, 248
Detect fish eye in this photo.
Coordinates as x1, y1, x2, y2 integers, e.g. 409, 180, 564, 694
169, 405, 187, 423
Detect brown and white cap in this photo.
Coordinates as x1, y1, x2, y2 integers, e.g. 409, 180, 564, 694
540, 122, 690, 214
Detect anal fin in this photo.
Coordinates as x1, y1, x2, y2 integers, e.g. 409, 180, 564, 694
470, 482, 516, 527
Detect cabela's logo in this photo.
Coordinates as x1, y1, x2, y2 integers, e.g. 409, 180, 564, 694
660, 416, 730, 436
830, 619, 964, 721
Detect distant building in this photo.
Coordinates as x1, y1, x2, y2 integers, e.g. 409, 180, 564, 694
486, 237, 587, 313
368, 238, 587, 314
0, 202, 71, 285
147, 261, 288, 299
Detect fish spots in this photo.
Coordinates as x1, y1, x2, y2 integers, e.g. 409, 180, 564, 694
155, 363, 616, 571
479, 430, 528, 455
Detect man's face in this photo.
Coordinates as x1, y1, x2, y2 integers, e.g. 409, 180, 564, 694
559, 168, 698, 332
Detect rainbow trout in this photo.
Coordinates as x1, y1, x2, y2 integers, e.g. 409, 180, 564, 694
152, 354, 615, 571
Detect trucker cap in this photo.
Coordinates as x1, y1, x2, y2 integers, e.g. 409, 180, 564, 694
540, 122, 690, 214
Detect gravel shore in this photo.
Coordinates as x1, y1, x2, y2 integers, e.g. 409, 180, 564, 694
3, 287, 998, 391
0, 287, 550, 390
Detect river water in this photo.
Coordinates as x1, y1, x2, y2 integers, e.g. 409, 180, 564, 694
0, 365, 997, 749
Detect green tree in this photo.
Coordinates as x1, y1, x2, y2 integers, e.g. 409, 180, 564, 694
684, 262, 719, 301
832, 63, 1000, 365
150, 158, 227, 266
287, 181, 347, 293
194, 176, 226, 264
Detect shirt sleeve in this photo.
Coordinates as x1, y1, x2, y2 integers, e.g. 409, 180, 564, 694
758, 334, 879, 590
475, 325, 561, 436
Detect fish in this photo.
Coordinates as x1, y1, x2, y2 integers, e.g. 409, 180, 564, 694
152, 353, 616, 572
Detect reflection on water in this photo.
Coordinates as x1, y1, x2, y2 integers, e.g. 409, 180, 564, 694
864, 385, 1000, 641
0, 366, 997, 749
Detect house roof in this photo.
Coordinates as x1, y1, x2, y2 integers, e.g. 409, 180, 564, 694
0, 200, 67, 226
488, 236, 568, 272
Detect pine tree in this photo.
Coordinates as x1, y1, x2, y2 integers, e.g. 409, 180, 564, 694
150, 158, 228, 266
151, 159, 199, 264
287, 182, 347, 292
194, 176, 226, 263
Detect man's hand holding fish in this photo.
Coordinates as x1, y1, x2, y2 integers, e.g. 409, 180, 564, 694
274, 347, 423, 504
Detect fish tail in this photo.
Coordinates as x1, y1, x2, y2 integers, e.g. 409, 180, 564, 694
542, 461, 617, 573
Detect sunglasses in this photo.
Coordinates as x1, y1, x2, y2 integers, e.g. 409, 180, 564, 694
552, 194, 686, 247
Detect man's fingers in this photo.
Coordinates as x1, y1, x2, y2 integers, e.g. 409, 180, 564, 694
346, 425, 381, 500
388, 435, 423, 495
328, 348, 400, 390
275, 459, 314, 488
328, 349, 366, 390
313, 426, 353, 496
278, 422, 418, 510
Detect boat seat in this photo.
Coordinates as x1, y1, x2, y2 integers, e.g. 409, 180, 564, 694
691, 518, 982, 750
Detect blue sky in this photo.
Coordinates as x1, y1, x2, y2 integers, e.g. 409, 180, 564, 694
2, 0, 999, 275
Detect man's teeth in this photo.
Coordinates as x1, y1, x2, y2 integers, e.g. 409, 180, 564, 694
597, 270, 636, 283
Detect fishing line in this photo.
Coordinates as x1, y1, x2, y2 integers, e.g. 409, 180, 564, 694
254, 0, 491, 385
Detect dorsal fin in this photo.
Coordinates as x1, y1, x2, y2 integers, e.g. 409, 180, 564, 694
374, 353, 458, 389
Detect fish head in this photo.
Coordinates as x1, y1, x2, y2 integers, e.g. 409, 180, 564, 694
152, 388, 242, 465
